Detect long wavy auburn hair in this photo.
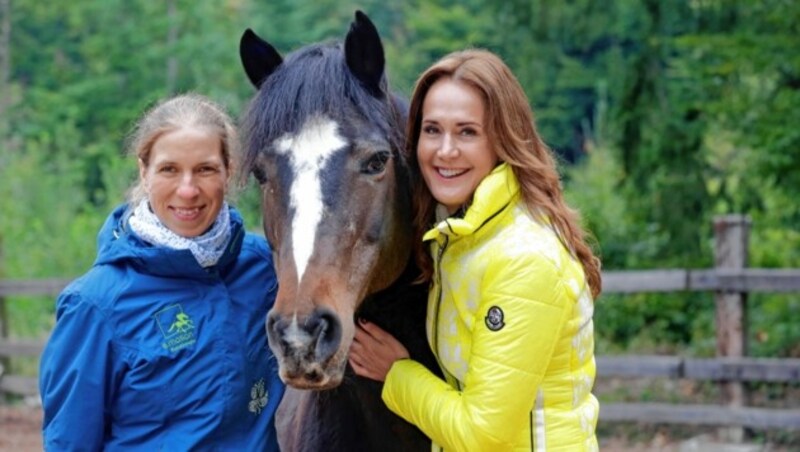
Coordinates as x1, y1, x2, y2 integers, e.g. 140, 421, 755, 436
407, 49, 602, 299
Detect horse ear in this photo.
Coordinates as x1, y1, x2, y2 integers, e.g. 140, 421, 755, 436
344, 11, 385, 97
240, 28, 283, 89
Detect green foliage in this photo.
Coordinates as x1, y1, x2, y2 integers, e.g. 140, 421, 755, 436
564, 145, 632, 269
1, 0, 799, 365
749, 294, 800, 358
565, 147, 717, 356
384, 0, 496, 94
0, 144, 106, 278
593, 292, 716, 357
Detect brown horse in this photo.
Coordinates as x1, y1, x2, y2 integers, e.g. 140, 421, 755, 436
239, 11, 439, 451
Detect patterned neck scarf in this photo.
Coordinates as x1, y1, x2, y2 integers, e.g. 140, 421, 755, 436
128, 199, 232, 268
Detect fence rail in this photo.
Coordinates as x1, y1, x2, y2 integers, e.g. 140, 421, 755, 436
603, 268, 800, 293
4, 268, 800, 299
601, 404, 800, 430
0, 278, 72, 297
2, 269, 799, 429
597, 355, 800, 382
3, 268, 800, 298
1, 215, 799, 434
0, 339, 44, 357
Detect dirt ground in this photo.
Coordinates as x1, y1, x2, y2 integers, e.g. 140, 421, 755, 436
0, 405, 42, 452
0, 405, 661, 451
0, 407, 658, 452
0, 404, 791, 451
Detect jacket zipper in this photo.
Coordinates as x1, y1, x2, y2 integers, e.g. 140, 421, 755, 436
431, 235, 460, 393
432, 235, 448, 361
432, 234, 449, 452
429, 204, 512, 452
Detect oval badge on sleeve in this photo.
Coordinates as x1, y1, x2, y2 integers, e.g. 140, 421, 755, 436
484, 306, 505, 331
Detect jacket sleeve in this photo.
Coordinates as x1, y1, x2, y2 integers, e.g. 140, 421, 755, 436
382, 253, 571, 451
39, 292, 118, 451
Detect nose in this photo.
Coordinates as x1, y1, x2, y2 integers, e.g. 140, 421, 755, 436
176, 173, 200, 198
266, 307, 342, 367
437, 133, 458, 158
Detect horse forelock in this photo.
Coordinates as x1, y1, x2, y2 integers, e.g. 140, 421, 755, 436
240, 39, 412, 264
241, 41, 405, 179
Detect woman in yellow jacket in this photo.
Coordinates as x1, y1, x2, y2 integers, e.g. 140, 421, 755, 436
349, 49, 602, 451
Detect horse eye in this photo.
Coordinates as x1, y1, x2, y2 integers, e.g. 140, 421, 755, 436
252, 166, 268, 184
361, 151, 390, 175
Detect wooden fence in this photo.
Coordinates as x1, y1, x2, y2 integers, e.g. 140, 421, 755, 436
1, 215, 799, 433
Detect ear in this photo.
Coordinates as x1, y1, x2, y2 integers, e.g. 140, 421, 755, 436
344, 10, 385, 98
137, 158, 150, 196
138, 158, 147, 181
240, 28, 283, 89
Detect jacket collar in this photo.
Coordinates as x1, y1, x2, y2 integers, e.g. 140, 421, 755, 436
94, 204, 245, 279
423, 163, 519, 242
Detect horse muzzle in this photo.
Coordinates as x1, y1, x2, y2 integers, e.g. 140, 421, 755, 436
266, 307, 348, 389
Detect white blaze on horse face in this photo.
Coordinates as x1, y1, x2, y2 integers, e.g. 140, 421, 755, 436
274, 115, 346, 283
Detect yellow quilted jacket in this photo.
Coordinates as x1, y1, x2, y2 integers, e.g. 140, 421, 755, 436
383, 163, 598, 451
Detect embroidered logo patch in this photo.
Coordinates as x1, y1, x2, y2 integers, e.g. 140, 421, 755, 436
249, 378, 268, 414
484, 306, 505, 331
154, 304, 197, 352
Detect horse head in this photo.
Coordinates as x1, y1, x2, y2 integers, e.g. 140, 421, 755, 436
240, 11, 412, 390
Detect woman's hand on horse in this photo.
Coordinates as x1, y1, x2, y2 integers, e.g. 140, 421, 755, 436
349, 319, 410, 382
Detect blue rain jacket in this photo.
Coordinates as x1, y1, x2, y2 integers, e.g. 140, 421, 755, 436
39, 204, 284, 451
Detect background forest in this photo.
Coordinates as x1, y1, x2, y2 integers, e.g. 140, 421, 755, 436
0, 0, 799, 443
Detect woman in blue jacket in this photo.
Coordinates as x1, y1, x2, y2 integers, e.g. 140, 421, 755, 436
39, 93, 284, 451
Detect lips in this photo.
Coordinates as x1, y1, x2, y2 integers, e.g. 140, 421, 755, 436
171, 206, 203, 221
437, 167, 469, 178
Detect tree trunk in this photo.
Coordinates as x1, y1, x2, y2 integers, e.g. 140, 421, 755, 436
166, 0, 178, 95
0, 236, 9, 393
0, 0, 11, 148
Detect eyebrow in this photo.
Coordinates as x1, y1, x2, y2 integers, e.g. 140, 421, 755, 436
422, 119, 483, 127
152, 159, 224, 167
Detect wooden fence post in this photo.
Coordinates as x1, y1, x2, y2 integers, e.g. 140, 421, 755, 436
0, 235, 7, 340
0, 235, 9, 398
714, 215, 751, 442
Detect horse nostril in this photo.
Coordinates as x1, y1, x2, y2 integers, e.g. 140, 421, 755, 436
266, 311, 288, 353
305, 369, 322, 383
268, 308, 342, 365
266, 311, 281, 334
307, 308, 341, 363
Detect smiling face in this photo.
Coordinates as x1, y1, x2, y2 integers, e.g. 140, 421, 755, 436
416, 77, 499, 214
139, 127, 228, 237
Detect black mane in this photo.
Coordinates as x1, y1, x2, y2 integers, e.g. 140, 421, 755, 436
238, 13, 438, 450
